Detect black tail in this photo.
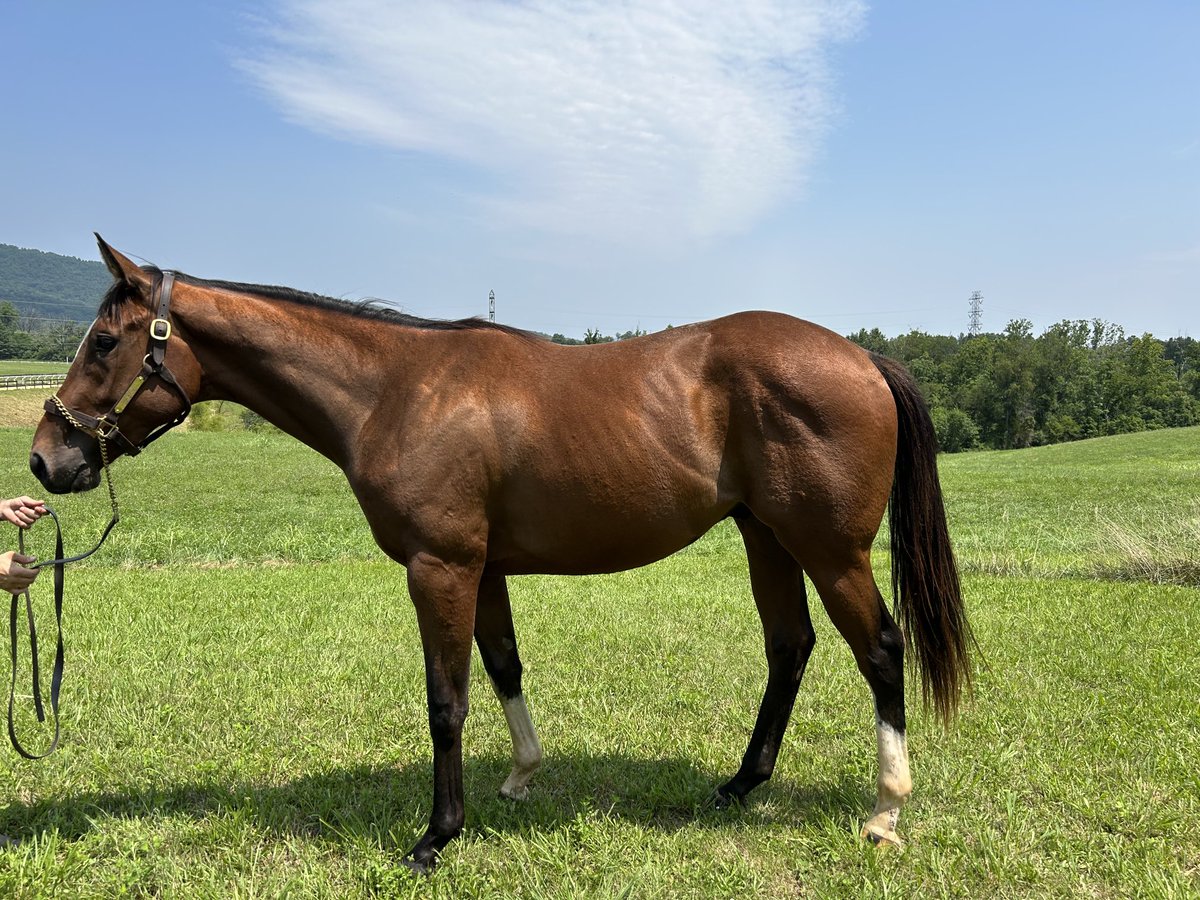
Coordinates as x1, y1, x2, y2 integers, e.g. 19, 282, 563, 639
870, 352, 974, 722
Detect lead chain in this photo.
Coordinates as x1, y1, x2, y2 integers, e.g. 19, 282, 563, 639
48, 395, 120, 523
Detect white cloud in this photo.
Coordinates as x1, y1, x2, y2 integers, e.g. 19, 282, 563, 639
241, 0, 864, 246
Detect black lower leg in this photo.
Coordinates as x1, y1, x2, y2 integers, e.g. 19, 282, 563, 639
718, 518, 814, 806
717, 624, 815, 805
404, 676, 469, 873
474, 576, 523, 700
867, 604, 906, 731
715, 518, 820, 806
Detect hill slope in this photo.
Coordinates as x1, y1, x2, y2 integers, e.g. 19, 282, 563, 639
0, 243, 110, 323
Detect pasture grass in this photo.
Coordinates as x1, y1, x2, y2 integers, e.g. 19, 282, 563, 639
0, 424, 1194, 897
938, 427, 1200, 586
0, 362, 69, 376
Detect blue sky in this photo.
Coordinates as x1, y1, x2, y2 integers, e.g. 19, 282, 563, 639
3, 1, 1197, 339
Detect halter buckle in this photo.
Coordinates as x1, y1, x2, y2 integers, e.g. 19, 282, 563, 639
150, 318, 172, 341
94, 416, 122, 441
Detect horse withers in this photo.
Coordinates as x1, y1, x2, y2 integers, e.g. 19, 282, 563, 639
30, 236, 972, 872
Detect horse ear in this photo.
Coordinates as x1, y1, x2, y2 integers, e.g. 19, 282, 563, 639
95, 234, 150, 289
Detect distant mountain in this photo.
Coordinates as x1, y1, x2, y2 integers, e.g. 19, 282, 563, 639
0, 243, 110, 324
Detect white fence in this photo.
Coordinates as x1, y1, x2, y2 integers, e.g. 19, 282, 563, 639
0, 373, 67, 391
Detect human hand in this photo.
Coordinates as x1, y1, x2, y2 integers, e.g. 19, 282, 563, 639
0, 496, 48, 529
0, 552, 39, 594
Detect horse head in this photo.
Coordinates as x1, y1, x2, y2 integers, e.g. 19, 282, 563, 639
30, 235, 201, 494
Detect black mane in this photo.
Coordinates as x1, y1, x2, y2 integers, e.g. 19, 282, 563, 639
101, 264, 536, 339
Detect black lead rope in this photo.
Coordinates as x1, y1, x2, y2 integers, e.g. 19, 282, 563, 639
8, 506, 118, 760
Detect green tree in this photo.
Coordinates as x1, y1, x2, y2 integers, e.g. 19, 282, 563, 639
1167, 338, 1200, 401
583, 328, 613, 344
931, 407, 980, 453
33, 321, 87, 361
1109, 334, 1198, 429
846, 327, 891, 356
1032, 320, 1093, 442
0, 300, 22, 357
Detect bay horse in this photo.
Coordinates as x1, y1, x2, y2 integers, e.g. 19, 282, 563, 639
29, 236, 972, 872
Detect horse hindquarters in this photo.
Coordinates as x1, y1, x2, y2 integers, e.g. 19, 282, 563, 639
801, 353, 969, 846
726, 344, 967, 847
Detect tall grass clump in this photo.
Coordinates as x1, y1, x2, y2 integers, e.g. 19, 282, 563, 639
1092, 503, 1200, 586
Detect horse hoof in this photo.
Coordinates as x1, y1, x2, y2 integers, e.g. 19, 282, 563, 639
860, 824, 903, 851
500, 784, 530, 801
401, 847, 440, 876
401, 855, 434, 876
711, 786, 744, 810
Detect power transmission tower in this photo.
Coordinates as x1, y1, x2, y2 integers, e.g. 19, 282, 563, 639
489, 289, 495, 323
967, 291, 983, 336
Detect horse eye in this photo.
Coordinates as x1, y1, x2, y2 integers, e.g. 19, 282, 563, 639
94, 334, 118, 355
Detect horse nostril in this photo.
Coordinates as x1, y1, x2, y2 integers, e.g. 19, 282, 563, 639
29, 452, 47, 482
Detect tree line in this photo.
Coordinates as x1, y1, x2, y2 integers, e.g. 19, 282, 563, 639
0, 243, 104, 360
848, 319, 1199, 451
0, 300, 87, 360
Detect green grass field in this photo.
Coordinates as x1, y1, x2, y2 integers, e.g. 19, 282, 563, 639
0, 362, 70, 376
0, 424, 1194, 898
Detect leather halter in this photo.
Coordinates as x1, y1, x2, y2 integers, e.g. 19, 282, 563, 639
44, 270, 192, 456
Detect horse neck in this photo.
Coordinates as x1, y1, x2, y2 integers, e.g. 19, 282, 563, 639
177, 286, 418, 467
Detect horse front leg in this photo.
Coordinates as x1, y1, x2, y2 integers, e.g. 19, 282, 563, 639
402, 552, 483, 874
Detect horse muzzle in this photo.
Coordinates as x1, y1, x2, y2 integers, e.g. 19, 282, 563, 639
29, 443, 102, 495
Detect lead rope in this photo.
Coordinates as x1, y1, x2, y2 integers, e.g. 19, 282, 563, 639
8, 413, 120, 759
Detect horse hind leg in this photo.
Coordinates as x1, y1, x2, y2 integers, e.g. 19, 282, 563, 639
716, 516, 816, 806
806, 551, 911, 848
474, 575, 542, 800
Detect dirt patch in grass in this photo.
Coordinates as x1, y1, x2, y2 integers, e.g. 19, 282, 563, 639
0, 388, 52, 429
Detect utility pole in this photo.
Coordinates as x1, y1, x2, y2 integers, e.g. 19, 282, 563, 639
489, 289, 495, 323
967, 291, 983, 336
